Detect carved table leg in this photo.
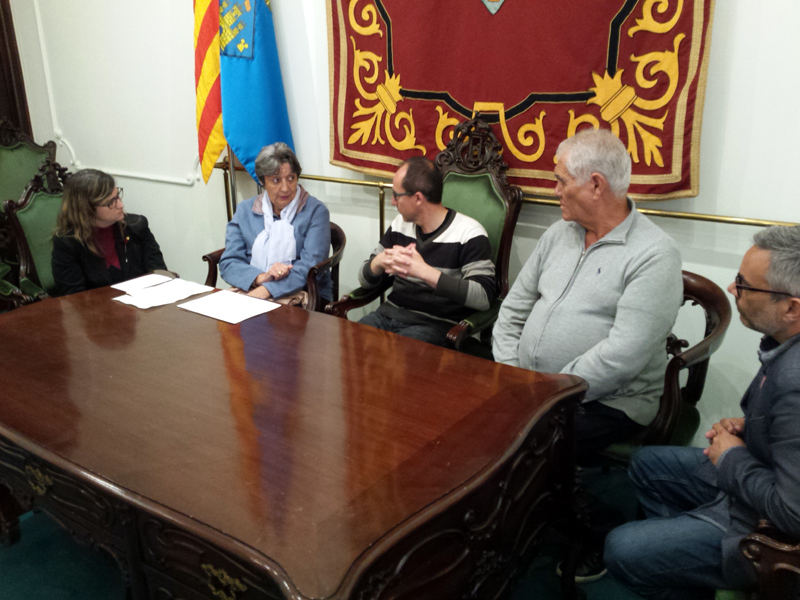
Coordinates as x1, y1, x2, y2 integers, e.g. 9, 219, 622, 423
559, 471, 591, 600
0, 483, 24, 546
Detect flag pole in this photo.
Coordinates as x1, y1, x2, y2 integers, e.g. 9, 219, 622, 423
227, 144, 239, 216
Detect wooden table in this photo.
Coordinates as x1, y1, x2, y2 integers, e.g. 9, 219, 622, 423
0, 287, 587, 600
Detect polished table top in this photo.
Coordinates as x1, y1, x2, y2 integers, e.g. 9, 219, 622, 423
0, 287, 585, 598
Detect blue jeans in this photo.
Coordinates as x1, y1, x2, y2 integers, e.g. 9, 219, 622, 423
604, 446, 730, 600
358, 305, 453, 346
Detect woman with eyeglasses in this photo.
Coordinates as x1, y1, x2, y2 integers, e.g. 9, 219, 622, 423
52, 168, 167, 296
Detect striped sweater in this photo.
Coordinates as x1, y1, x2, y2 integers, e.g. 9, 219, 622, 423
359, 209, 496, 323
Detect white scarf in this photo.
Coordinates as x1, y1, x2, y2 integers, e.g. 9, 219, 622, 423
250, 188, 300, 272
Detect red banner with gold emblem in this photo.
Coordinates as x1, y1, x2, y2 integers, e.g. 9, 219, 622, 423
328, 0, 715, 200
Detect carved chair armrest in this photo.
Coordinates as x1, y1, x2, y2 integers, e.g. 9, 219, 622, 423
741, 522, 800, 599
0, 278, 36, 310
0, 276, 47, 310
646, 306, 732, 446
306, 229, 346, 312
202, 248, 225, 287
674, 329, 726, 371
325, 278, 392, 319
751, 520, 800, 545
446, 298, 502, 350
18, 277, 48, 300
306, 259, 338, 313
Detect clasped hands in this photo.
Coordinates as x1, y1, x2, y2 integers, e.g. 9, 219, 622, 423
375, 244, 440, 287
230, 262, 293, 299
703, 416, 745, 465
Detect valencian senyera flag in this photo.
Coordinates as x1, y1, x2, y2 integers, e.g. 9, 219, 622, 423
194, 0, 293, 184
329, 0, 715, 200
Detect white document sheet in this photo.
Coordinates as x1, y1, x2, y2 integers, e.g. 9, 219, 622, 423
111, 273, 171, 294
113, 279, 213, 309
177, 290, 280, 324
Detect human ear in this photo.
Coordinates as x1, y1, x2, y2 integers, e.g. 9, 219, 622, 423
784, 297, 800, 324
590, 173, 606, 196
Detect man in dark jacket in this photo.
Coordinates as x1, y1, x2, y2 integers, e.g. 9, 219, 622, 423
604, 225, 800, 599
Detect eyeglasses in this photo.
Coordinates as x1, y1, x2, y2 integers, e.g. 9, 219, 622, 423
392, 190, 414, 202
734, 273, 796, 298
97, 188, 124, 208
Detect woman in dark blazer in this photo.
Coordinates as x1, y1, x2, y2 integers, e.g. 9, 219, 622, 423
51, 169, 167, 296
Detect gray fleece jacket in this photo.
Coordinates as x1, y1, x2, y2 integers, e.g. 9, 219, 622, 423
492, 203, 683, 425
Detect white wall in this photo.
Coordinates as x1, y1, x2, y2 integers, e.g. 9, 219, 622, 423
10, 0, 800, 445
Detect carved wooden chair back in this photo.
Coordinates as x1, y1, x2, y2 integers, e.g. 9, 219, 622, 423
601, 270, 732, 464
202, 222, 346, 313
0, 118, 56, 212
0, 118, 58, 291
3, 161, 69, 297
327, 115, 523, 350
436, 115, 523, 298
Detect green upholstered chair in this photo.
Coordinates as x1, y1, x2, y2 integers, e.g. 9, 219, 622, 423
715, 591, 749, 600
0, 118, 56, 212
600, 271, 732, 465
0, 258, 42, 311
0, 118, 57, 304
325, 115, 523, 351
201, 221, 347, 313
3, 161, 70, 299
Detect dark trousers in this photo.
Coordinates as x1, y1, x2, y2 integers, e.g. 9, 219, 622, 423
575, 401, 645, 465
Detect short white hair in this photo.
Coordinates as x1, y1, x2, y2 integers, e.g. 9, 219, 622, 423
556, 129, 631, 198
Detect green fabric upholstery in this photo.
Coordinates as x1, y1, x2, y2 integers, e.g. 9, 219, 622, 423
441, 172, 506, 262
715, 589, 749, 600
19, 277, 46, 298
15, 190, 62, 295
0, 144, 51, 210
459, 297, 503, 331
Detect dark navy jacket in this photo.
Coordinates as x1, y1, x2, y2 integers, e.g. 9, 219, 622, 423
692, 333, 800, 586
52, 214, 167, 296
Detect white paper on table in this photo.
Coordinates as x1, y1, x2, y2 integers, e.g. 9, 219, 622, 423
111, 273, 171, 293
177, 290, 280, 324
112, 279, 213, 309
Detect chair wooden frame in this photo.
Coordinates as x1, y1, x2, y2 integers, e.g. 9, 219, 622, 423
740, 520, 800, 599
325, 115, 523, 350
644, 270, 732, 445
3, 160, 69, 299
0, 117, 56, 162
600, 270, 732, 466
202, 222, 346, 313
0, 118, 58, 304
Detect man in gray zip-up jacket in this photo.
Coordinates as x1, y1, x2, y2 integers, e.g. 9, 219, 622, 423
493, 130, 683, 462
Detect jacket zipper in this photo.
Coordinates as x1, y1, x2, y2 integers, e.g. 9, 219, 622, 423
528, 238, 622, 365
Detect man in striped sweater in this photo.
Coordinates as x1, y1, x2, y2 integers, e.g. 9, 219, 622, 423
357, 157, 496, 346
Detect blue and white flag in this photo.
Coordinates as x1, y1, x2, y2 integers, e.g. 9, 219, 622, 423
219, 0, 294, 182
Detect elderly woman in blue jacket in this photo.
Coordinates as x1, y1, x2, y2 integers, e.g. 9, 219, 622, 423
220, 143, 332, 302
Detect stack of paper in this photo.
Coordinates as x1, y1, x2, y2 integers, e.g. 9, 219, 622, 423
111, 273, 171, 293
112, 276, 213, 309
178, 290, 280, 324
